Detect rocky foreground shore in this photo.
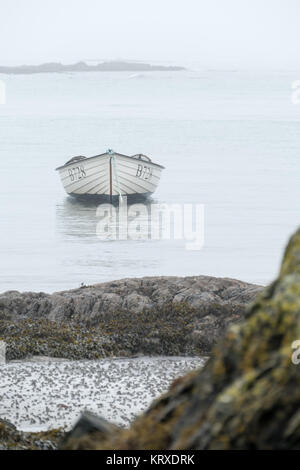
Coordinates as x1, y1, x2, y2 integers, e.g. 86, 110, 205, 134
61, 227, 300, 450
1, 227, 299, 450
1, 226, 300, 449
0, 276, 261, 360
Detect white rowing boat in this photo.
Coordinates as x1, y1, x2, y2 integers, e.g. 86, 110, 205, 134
56, 150, 165, 200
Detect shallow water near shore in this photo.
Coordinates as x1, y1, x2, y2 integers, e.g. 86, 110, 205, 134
1, 68, 300, 292
0, 356, 205, 432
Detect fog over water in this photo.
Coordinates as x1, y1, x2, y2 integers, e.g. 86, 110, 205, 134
1, 2, 300, 292
0, 69, 300, 292
1, 0, 300, 69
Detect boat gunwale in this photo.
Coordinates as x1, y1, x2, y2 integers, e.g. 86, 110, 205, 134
55, 152, 165, 171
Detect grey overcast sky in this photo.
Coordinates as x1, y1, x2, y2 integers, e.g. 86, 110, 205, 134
1, 0, 300, 69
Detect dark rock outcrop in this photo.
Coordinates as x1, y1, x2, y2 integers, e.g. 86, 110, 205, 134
0, 419, 64, 450
0, 276, 262, 359
61, 412, 120, 450
62, 230, 300, 450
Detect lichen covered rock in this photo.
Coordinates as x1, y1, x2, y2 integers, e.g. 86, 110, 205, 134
63, 229, 300, 450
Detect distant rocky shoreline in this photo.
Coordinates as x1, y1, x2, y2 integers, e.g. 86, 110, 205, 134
0, 275, 262, 360
0, 61, 185, 75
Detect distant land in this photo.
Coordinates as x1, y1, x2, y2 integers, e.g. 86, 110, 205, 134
0, 61, 185, 74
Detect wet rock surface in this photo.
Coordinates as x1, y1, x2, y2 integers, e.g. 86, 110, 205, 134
62, 230, 300, 450
0, 276, 261, 359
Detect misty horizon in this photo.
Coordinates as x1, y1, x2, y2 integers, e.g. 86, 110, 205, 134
1, 0, 300, 71
1, 58, 300, 73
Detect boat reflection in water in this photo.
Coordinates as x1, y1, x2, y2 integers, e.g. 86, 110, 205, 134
55, 195, 172, 287
56, 194, 168, 243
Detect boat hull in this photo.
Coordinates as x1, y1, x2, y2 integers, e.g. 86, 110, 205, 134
56, 152, 164, 198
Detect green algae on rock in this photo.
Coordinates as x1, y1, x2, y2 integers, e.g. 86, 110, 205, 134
0, 318, 115, 360
0, 301, 247, 360
63, 229, 300, 450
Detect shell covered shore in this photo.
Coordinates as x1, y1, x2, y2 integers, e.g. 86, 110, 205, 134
0, 275, 261, 449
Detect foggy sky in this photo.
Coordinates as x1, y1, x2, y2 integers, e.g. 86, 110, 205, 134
1, 0, 300, 69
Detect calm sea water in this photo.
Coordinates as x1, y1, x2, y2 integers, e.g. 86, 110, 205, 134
0, 69, 300, 293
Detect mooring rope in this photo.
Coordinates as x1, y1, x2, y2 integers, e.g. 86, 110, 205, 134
107, 149, 123, 202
